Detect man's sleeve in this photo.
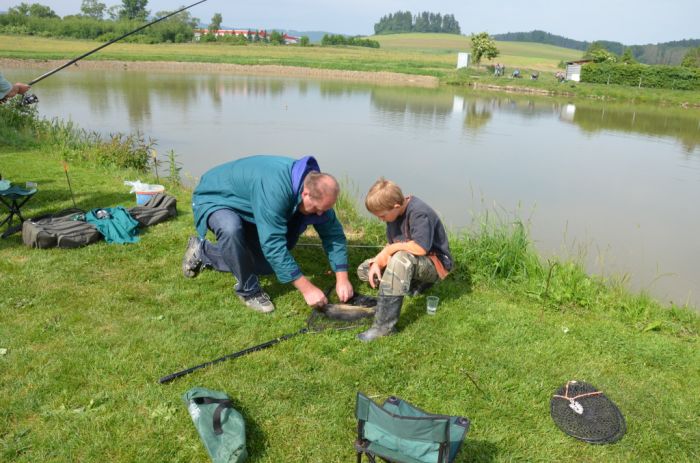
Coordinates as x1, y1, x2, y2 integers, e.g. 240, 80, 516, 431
251, 183, 302, 284
0, 74, 12, 99
314, 209, 349, 272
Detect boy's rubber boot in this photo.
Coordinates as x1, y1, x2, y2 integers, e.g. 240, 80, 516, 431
357, 295, 403, 342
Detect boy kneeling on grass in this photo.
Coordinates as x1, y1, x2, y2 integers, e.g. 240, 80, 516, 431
357, 178, 453, 342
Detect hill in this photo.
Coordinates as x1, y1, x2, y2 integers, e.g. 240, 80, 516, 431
493, 30, 700, 65
371, 33, 580, 71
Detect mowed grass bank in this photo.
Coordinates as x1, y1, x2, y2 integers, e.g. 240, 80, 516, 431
0, 34, 454, 76
0, 33, 580, 77
1, 115, 699, 461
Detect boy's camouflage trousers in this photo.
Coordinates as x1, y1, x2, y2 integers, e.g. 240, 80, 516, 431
357, 251, 438, 296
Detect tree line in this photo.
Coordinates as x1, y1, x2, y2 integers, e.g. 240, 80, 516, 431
374, 11, 460, 35
492, 30, 700, 66
0, 1, 197, 43
0, 1, 308, 46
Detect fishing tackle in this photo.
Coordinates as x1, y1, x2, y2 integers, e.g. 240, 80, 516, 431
0, 93, 38, 106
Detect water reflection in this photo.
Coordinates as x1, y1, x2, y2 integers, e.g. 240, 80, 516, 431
463, 100, 493, 133
563, 103, 700, 153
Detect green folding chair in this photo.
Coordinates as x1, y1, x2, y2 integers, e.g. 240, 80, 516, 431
354, 392, 470, 463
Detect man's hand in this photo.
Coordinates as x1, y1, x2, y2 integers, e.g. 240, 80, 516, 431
302, 285, 328, 307
293, 275, 328, 308
5, 83, 30, 99
14, 83, 30, 95
335, 271, 354, 302
368, 262, 383, 289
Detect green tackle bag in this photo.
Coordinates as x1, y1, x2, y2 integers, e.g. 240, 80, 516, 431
182, 387, 248, 463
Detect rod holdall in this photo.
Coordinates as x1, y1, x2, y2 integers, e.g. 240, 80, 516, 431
182, 387, 248, 463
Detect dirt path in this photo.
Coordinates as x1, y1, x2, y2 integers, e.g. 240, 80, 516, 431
1, 58, 439, 88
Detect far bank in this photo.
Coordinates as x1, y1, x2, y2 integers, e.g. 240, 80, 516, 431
2, 34, 699, 107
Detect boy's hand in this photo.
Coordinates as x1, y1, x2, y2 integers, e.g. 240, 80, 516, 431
373, 249, 391, 268
368, 263, 383, 289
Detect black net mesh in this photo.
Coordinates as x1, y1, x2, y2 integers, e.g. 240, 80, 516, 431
550, 380, 626, 444
306, 307, 372, 333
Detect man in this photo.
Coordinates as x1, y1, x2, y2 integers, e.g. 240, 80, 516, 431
0, 73, 30, 101
183, 155, 354, 313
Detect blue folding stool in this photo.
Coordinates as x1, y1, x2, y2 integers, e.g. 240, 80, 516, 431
0, 184, 38, 238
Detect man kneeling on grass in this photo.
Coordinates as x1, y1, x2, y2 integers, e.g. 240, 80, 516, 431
357, 178, 453, 341
183, 155, 354, 313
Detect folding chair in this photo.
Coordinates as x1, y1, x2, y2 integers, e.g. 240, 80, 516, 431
354, 392, 470, 463
0, 184, 37, 238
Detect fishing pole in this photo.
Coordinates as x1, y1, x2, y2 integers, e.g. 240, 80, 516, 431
28, 0, 211, 86
62, 161, 77, 208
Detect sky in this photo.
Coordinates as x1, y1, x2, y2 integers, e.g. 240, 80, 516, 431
1, 0, 698, 45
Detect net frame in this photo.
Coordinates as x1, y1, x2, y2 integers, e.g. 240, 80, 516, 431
550, 380, 626, 444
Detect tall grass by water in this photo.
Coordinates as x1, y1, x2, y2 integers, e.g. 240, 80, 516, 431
1, 100, 698, 461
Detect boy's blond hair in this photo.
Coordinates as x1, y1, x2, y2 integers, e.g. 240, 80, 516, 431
365, 178, 405, 213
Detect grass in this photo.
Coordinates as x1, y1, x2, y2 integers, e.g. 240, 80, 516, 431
1, 106, 698, 461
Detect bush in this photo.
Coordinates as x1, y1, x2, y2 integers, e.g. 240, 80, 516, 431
321, 34, 380, 48
581, 63, 700, 90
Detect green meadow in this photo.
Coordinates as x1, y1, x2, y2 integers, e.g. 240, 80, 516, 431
0, 93, 698, 462
2, 33, 577, 74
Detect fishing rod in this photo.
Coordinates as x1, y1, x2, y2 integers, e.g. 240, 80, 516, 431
28, 0, 211, 86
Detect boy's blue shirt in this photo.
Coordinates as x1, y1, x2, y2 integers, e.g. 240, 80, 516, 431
192, 155, 348, 283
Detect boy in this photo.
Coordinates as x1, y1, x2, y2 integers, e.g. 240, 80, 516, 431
357, 178, 452, 341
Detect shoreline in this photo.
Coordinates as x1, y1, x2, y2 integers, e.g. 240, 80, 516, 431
0, 58, 440, 88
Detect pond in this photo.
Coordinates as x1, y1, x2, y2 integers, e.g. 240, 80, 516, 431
4, 67, 700, 308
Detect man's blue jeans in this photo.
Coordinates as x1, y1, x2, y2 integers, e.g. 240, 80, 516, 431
201, 208, 273, 297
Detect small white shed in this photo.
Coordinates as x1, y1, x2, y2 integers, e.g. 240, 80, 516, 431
456, 53, 471, 69
565, 60, 593, 82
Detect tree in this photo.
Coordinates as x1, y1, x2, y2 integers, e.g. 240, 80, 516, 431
583, 42, 617, 63
590, 48, 618, 63
81, 0, 106, 20
106, 5, 121, 20
9, 2, 57, 18
119, 0, 149, 21
300, 35, 310, 47
208, 13, 222, 34
620, 48, 637, 64
681, 47, 700, 68
270, 30, 285, 45
470, 32, 499, 66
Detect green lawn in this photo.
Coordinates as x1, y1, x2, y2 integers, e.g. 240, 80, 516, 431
1, 140, 698, 461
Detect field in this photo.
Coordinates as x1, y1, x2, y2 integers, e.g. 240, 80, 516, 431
373, 33, 580, 71
1, 33, 579, 77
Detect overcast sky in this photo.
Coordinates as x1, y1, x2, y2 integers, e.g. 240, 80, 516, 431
1, 0, 697, 44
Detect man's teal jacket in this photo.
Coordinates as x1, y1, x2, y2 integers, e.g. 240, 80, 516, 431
192, 155, 348, 283
0, 73, 12, 99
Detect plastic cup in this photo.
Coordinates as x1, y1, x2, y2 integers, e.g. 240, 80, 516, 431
426, 296, 439, 315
